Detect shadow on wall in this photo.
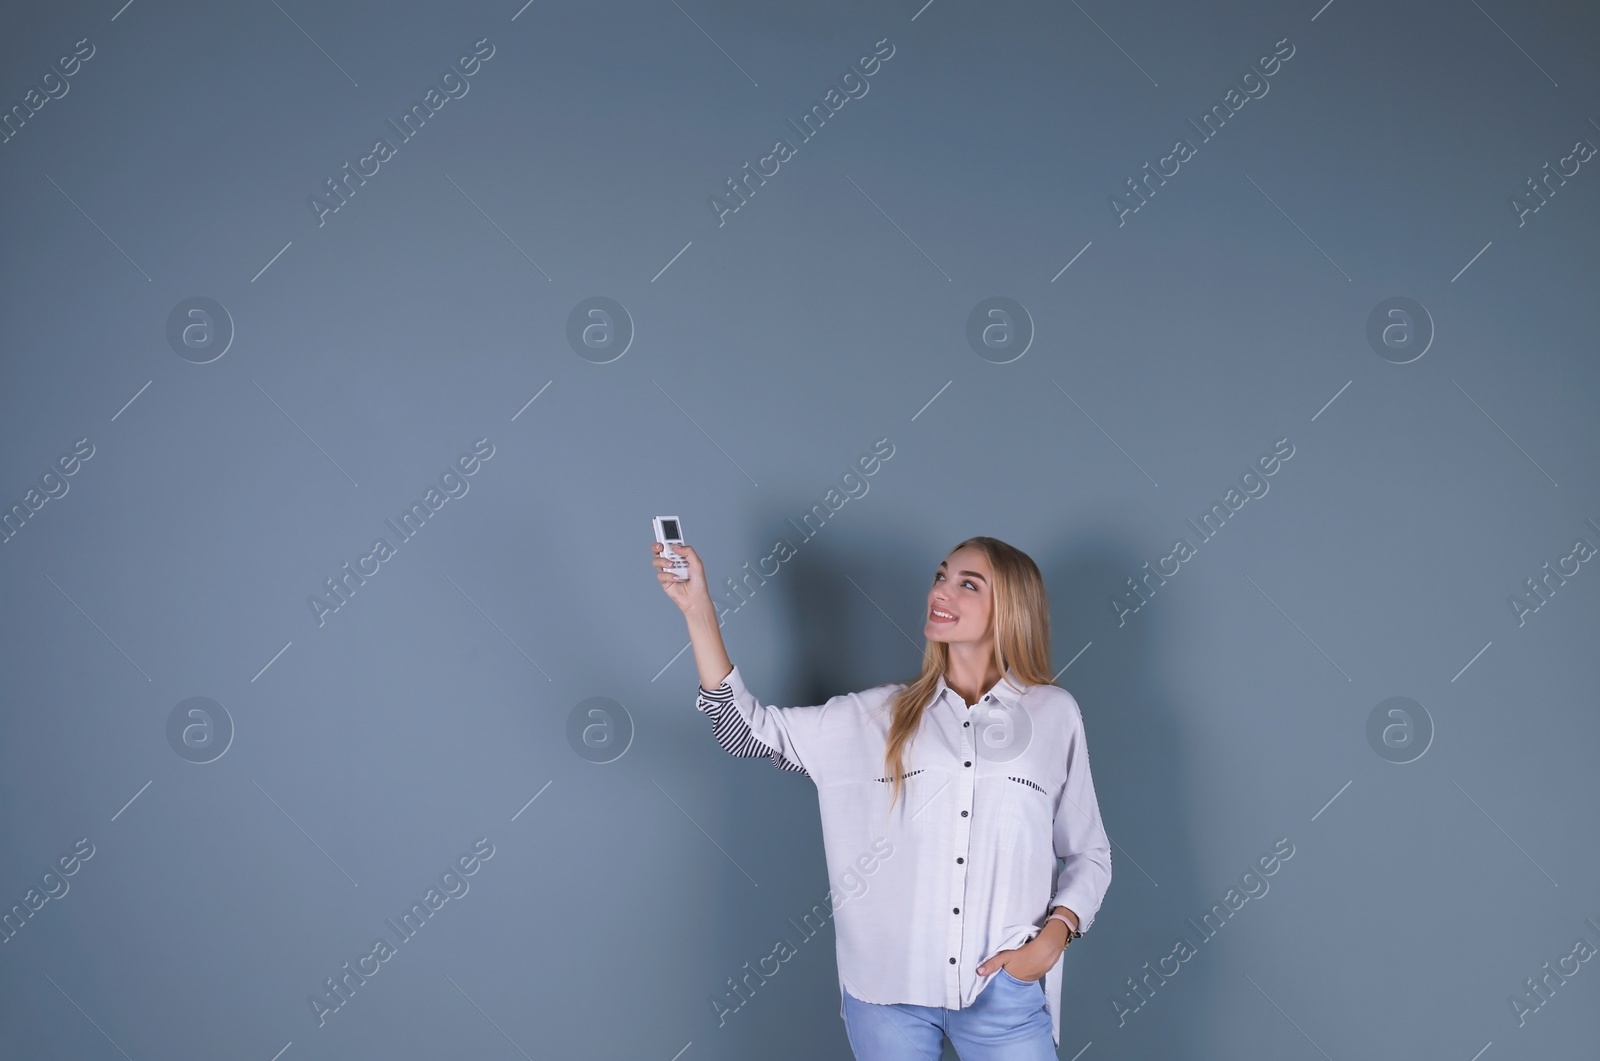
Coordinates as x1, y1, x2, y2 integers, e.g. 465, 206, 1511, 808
1040, 534, 1217, 1057
691, 520, 1207, 1060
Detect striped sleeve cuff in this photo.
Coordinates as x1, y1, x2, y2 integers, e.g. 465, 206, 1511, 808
696, 681, 810, 778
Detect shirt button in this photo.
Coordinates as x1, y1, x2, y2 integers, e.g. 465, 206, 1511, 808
953, 907, 960, 914
963, 721, 970, 727
949, 957, 957, 964
960, 810, 968, 817
956, 857, 964, 864
964, 760, 972, 767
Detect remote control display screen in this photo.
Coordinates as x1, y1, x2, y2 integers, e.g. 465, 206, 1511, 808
661, 519, 680, 539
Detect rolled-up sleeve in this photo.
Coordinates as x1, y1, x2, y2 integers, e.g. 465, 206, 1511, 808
1049, 697, 1112, 932
695, 664, 837, 782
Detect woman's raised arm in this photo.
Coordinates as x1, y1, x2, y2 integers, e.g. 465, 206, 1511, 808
650, 540, 732, 691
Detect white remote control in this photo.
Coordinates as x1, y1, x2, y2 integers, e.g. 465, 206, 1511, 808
652, 516, 689, 581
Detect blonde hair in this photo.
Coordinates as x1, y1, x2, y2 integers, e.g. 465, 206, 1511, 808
881, 536, 1055, 814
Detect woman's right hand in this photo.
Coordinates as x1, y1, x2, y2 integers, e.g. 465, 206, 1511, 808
651, 541, 712, 614
653, 541, 734, 690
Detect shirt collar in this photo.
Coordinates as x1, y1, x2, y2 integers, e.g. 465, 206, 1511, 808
934, 666, 1025, 708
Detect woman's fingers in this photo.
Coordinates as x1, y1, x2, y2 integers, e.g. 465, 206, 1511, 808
648, 539, 705, 608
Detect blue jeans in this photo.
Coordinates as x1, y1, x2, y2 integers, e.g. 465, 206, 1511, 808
841, 968, 1057, 1060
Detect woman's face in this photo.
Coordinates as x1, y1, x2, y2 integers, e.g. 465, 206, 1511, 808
924, 545, 993, 644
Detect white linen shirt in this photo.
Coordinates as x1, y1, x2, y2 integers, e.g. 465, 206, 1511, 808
695, 662, 1112, 1047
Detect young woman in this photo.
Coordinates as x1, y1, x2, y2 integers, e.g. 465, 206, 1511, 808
651, 535, 1112, 1060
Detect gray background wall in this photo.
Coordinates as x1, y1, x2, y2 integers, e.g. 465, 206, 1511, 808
2, 0, 1597, 1058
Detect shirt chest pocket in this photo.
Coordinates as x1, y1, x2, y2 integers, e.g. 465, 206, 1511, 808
981, 772, 1054, 852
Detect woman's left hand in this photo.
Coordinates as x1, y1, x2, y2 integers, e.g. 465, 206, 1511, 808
976, 934, 1062, 982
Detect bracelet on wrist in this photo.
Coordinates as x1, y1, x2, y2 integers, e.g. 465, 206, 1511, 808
1046, 912, 1080, 942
